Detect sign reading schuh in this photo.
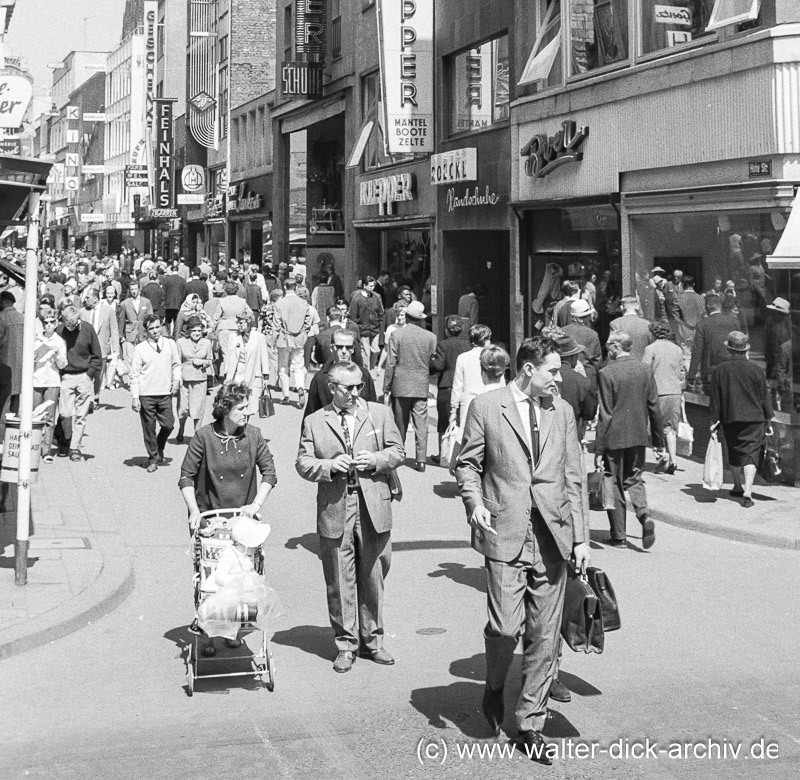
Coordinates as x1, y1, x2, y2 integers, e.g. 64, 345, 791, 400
377, 0, 434, 153
281, 0, 326, 99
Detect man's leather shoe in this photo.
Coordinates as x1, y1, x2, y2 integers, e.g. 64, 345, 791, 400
604, 537, 626, 547
333, 650, 356, 673
358, 648, 395, 665
482, 684, 504, 737
549, 676, 571, 702
158, 451, 166, 465
516, 731, 553, 765
415, 461, 426, 472
68, 450, 82, 462
147, 462, 158, 473
430, 454, 441, 465
641, 516, 656, 549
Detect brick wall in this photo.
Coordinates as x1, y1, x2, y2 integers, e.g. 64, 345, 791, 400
231, 0, 277, 109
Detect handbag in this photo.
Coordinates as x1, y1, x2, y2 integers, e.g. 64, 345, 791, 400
586, 567, 620, 632
758, 432, 782, 483
587, 469, 616, 511
561, 567, 604, 654
702, 432, 724, 491
676, 398, 694, 458
259, 386, 275, 418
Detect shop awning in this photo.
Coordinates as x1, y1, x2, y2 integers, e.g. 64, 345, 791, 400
766, 197, 800, 269
0, 155, 51, 226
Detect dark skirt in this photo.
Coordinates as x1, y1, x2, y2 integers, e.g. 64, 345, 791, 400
722, 422, 766, 467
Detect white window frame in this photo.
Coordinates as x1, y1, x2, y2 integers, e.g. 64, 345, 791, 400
706, 0, 760, 31
518, 1, 562, 86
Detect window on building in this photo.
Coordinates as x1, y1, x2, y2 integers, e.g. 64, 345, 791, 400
219, 65, 228, 139
519, 0, 562, 90
449, 36, 510, 136
284, 5, 292, 63
331, 0, 342, 60
707, 0, 760, 30
219, 34, 228, 62
570, 0, 629, 75
640, 0, 714, 55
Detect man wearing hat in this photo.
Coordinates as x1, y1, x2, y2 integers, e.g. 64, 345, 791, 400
383, 300, 437, 471
765, 297, 792, 408
553, 331, 597, 441
709, 332, 773, 507
562, 299, 602, 383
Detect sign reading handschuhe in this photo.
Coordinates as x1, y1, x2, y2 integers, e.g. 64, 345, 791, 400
377, 0, 434, 154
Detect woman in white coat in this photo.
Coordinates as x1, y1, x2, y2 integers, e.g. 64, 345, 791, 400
225, 309, 270, 419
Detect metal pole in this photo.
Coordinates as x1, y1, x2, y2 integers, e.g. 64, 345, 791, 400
15, 190, 41, 586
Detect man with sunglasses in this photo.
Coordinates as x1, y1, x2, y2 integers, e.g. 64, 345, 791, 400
297, 361, 404, 673
303, 329, 376, 421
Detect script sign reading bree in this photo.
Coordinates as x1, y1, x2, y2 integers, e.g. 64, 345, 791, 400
281, 0, 326, 98
378, 0, 434, 153
521, 121, 589, 178
0, 76, 33, 129
359, 173, 415, 216
154, 99, 175, 209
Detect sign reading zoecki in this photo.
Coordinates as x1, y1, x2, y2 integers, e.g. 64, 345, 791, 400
520, 120, 589, 178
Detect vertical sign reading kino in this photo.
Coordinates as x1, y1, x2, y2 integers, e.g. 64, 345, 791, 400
377, 0, 434, 154
281, 0, 326, 99
154, 99, 176, 209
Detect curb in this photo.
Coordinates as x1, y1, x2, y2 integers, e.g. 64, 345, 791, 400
650, 508, 800, 551
0, 536, 135, 660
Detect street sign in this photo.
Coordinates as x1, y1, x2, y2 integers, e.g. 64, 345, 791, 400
82, 112, 106, 122
80, 213, 105, 223
82, 164, 105, 174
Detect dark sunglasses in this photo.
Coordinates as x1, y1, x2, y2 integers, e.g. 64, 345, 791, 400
333, 342, 355, 350
334, 382, 363, 393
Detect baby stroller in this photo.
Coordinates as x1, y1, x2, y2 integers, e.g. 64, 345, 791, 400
185, 509, 276, 695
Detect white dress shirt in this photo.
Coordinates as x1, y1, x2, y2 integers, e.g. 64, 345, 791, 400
509, 380, 540, 456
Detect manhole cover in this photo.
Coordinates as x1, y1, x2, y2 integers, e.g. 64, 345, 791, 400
416, 627, 447, 635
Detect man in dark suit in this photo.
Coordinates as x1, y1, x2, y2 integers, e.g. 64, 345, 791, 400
553, 332, 597, 440
609, 296, 653, 360
456, 336, 589, 764
430, 315, 471, 464
313, 307, 362, 367
595, 331, 664, 549
162, 265, 187, 337
186, 267, 209, 304
688, 295, 741, 392
141, 271, 165, 321
296, 362, 405, 673
303, 328, 376, 421
383, 300, 437, 471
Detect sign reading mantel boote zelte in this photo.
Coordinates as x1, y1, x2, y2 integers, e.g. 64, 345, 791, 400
378, 0, 434, 153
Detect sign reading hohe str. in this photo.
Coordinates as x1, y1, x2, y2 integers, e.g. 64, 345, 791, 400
521, 121, 589, 179
430, 148, 477, 185
359, 173, 415, 216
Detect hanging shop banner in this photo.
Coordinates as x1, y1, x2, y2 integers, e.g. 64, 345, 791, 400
295, 0, 326, 57
143, 1, 158, 134
377, 0, 434, 154
154, 99, 176, 209
0, 76, 33, 129
430, 148, 477, 185
281, 62, 324, 98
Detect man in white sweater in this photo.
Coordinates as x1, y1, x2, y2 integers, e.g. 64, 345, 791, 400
130, 314, 181, 472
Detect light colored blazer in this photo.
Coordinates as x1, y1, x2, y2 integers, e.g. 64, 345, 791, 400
455, 385, 588, 563
296, 401, 405, 539
225, 329, 270, 385
80, 304, 120, 357
118, 295, 153, 345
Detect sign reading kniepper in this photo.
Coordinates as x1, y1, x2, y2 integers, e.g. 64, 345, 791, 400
359, 173, 415, 216
377, 0, 434, 153
154, 99, 175, 209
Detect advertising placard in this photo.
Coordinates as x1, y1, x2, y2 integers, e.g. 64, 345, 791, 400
377, 0, 434, 154
0, 75, 33, 129
154, 99, 176, 209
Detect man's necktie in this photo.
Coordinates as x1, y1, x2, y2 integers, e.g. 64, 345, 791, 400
528, 399, 540, 466
339, 410, 357, 487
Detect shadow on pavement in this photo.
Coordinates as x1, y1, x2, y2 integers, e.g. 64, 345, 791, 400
271, 623, 333, 661
543, 709, 581, 738
558, 670, 602, 697
285, 534, 471, 555
409, 680, 488, 737
432, 481, 460, 499
285, 532, 319, 556
122, 456, 173, 469
428, 562, 485, 593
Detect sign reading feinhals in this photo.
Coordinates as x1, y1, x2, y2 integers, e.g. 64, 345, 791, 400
154, 99, 176, 209
377, 0, 434, 153
0, 76, 33, 129
359, 173, 415, 216
430, 148, 477, 185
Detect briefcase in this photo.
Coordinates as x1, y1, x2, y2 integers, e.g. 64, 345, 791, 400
758, 433, 783, 483
561, 567, 604, 654
259, 387, 275, 418
587, 469, 615, 511
586, 566, 620, 632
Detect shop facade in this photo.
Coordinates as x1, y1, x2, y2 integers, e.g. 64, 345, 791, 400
227, 173, 272, 267
511, 30, 800, 482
